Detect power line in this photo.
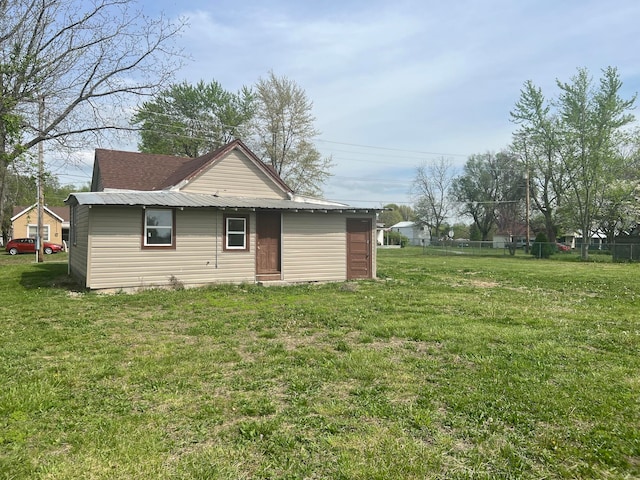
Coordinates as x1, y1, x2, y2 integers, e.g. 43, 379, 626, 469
41, 110, 473, 189
316, 139, 469, 158
128, 109, 473, 161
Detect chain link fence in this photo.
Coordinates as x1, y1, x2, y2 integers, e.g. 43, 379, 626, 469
415, 241, 621, 259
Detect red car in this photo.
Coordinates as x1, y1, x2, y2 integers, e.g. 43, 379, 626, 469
556, 242, 571, 252
5, 238, 64, 255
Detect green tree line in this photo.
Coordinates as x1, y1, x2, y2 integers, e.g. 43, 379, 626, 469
411, 67, 639, 260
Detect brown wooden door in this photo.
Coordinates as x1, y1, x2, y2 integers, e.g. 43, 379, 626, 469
347, 218, 372, 279
256, 211, 281, 280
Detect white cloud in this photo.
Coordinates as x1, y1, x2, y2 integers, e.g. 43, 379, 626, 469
59, 0, 640, 208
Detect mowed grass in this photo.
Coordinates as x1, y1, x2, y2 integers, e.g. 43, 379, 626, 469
0, 249, 638, 479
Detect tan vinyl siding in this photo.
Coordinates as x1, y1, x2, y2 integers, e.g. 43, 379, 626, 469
86, 207, 256, 290
94, 165, 104, 192
281, 213, 348, 282
69, 205, 89, 287
181, 150, 287, 199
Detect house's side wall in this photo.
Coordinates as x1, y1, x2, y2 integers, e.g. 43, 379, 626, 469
181, 150, 288, 200
280, 213, 349, 282
11, 209, 63, 242
92, 163, 104, 192
84, 207, 256, 290
69, 205, 90, 287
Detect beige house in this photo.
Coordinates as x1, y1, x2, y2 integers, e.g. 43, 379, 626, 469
65, 140, 377, 291
11, 204, 69, 244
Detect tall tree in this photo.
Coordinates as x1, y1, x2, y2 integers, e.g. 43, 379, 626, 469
595, 179, 640, 243
131, 80, 255, 158
395, 204, 415, 221
0, 0, 183, 243
494, 153, 527, 239
451, 151, 525, 241
510, 81, 567, 242
556, 67, 636, 259
411, 157, 454, 241
253, 71, 332, 197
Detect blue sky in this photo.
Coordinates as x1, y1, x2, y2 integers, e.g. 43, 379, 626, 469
56, 0, 640, 207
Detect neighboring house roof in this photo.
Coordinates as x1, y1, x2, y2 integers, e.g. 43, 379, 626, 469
92, 139, 293, 194
11, 204, 70, 223
390, 221, 416, 229
66, 190, 374, 213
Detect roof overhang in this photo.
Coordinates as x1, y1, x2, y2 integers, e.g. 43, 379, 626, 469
64, 190, 379, 214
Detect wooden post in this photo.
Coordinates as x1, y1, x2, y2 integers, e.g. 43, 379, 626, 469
37, 95, 45, 263
525, 166, 530, 255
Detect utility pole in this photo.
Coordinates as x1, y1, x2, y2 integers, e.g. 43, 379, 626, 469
525, 165, 530, 254
37, 95, 45, 263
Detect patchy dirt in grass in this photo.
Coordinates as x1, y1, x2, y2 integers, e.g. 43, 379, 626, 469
468, 279, 499, 288
451, 278, 500, 289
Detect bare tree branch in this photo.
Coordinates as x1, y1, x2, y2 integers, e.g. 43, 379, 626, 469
0, 0, 185, 239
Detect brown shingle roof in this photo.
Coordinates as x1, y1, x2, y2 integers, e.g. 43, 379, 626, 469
48, 206, 70, 221
93, 149, 194, 191
160, 143, 230, 189
92, 139, 293, 194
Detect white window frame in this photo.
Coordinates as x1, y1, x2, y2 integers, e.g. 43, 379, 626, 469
143, 208, 174, 247
224, 215, 248, 251
27, 224, 50, 241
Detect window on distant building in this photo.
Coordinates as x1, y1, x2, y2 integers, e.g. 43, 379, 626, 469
27, 224, 50, 241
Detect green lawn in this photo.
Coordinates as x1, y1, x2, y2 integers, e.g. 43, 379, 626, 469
1, 249, 638, 479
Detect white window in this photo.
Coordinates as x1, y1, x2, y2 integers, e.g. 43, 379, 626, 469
144, 209, 174, 247
27, 224, 50, 241
224, 215, 248, 251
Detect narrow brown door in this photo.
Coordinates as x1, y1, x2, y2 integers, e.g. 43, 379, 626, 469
347, 218, 372, 279
256, 211, 281, 281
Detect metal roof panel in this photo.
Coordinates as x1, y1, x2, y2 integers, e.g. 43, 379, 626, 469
65, 191, 377, 213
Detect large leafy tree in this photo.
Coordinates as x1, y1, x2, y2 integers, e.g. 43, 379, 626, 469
0, 0, 182, 243
511, 81, 567, 242
411, 157, 455, 241
511, 67, 638, 257
556, 67, 636, 259
596, 179, 640, 243
451, 152, 525, 241
253, 71, 332, 197
377, 207, 402, 228
395, 204, 415, 221
131, 80, 255, 158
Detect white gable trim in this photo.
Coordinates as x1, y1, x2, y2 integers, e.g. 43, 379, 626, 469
11, 204, 65, 223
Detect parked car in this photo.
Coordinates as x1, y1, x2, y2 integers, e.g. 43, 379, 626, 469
556, 242, 571, 252
5, 238, 64, 255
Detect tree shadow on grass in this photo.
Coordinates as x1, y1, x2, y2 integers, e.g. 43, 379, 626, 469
20, 262, 82, 291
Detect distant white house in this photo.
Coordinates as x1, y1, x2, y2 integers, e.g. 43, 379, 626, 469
389, 221, 429, 246
493, 234, 509, 249
564, 230, 607, 250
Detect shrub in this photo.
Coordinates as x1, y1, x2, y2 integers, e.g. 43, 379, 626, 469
384, 231, 409, 247
531, 232, 555, 259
